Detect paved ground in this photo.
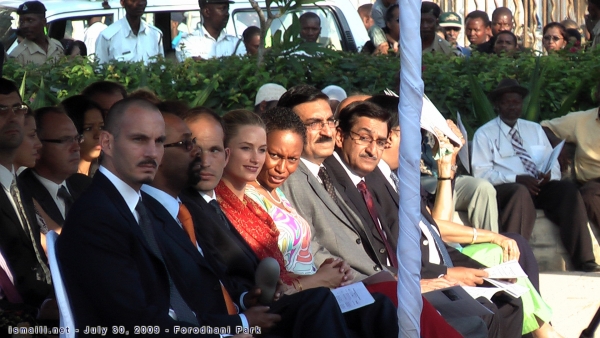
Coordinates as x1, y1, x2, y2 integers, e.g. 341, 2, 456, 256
540, 272, 600, 337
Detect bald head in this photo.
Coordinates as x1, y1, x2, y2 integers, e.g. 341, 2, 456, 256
335, 95, 371, 118
105, 98, 159, 138
491, 7, 513, 35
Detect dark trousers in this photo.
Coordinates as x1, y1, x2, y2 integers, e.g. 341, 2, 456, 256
503, 232, 540, 292
496, 181, 595, 268
579, 180, 600, 230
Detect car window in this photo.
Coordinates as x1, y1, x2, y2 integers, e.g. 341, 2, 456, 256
232, 7, 343, 51
0, 6, 19, 48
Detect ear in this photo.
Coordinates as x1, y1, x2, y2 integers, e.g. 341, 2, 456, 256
223, 147, 231, 166
99, 131, 112, 156
334, 128, 344, 148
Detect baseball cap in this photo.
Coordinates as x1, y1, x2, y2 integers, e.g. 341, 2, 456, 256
439, 12, 463, 28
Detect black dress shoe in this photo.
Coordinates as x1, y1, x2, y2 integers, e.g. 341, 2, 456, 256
580, 262, 600, 272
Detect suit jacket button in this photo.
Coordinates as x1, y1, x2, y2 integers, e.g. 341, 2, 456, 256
379, 248, 386, 254
423, 240, 429, 246
374, 265, 381, 271
355, 238, 361, 244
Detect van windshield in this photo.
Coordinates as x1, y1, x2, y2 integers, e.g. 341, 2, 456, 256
0, 6, 19, 48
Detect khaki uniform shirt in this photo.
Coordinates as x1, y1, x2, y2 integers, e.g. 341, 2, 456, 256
423, 37, 462, 56
9, 37, 64, 65
541, 108, 600, 182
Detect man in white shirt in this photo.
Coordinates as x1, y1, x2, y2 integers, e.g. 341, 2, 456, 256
176, 0, 246, 61
19, 107, 91, 226
472, 79, 600, 272
83, 17, 107, 58
95, 0, 164, 64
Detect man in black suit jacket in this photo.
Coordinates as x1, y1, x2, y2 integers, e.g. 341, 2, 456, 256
56, 98, 224, 336
19, 107, 91, 226
0, 78, 51, 309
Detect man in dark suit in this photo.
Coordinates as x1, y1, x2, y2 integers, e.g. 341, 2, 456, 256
0, 78, 52, 309
56, 98, 227, 336
19, 107, 91, 226
143, 112, 355, 337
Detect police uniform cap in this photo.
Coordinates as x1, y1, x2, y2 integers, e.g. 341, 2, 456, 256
17, 1, 46, 15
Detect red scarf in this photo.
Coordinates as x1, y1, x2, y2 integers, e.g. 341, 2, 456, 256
215, 181, 293, 284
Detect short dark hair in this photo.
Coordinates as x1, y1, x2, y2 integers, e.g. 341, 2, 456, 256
129, 88, 161, 105
61, 39, 87, 56
465, 10, 491, 27
385, 4, 399, 23
261, 107, 307, 145
104, 98, 159, 137
495, 30, 518, 46
0, 78, 20, 96
156, 100, 191, 117
222, 109, 265, 147
182, 106, 225, 136
543, 22, 568, 40
366, 95, 399, 128
337, 101, 391, 135
421, 2, 441, 19
81, 81, 127, 99
34, 106, 68, 136
277, 85, 329, 109
299, 12, 320, 25
60, 95, 104, 135
243, 26, 260, 43
492, 7, 513, 20
566, 28, 582, 43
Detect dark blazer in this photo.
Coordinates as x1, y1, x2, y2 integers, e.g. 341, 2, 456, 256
323, 155, 392, 267
365, 166, 483, 279
56, 172, 198, 337
0, 177, 51, 308
142, 192, 242, 329
19, 169, 91, 226
181, 188, 259, 291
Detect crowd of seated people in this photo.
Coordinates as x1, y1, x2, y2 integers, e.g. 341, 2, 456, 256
3, 73, 600, 337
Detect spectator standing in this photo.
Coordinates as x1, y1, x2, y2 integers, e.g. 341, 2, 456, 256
542, 22, 568, 53
177, 0, 245, 61
241, 26, 260, 56
465, 10, 492, 52
421, 2, 461, 56
439, 12, 471, 56
370, 0, 395, 29
357, 4, 375, 31
586, 0, 600, 48
83, 17, 107, 57
9, 1, 64, 65
493, 30, 519, 55
299, 12, 321, 43
95, 0, 164, 64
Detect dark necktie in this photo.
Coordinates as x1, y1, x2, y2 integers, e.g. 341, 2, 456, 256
135, 199, 198, 325
420, 216, 454, 267
209, 199, 230, 230
10, 179, 51, 283
318, 166, 339, 205
509, 128, 538, 177
356, 180, 398, 268
0, 265, 22, 303
57, 185, 74, 217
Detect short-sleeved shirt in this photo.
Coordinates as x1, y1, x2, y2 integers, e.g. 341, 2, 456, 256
541, 108, 600, 182
9, 37, 64, 65
423, 37, 462, 56
176, 23, 245, 61
95, 18, 164, 64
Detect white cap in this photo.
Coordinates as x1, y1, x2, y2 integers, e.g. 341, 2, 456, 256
322, 85, 347, 102
255, 83, 287, 106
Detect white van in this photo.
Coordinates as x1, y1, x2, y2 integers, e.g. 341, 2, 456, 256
0, 0, 368, 56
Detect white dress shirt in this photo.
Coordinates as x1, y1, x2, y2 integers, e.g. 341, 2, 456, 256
84, 21, 108, 57
176, 23, 245, 61
377, 160, 397, 192
332, 152, 363, 187
95, 18, 164, 64
98, 166, 141, 222
471, 117, 561, 185
31, 171, 69, 219
141, 185, 248, 331
300, 157, 324, 183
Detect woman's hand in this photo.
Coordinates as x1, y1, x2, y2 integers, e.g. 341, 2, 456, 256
490, 234, 520, 262
313, 258, 346, 288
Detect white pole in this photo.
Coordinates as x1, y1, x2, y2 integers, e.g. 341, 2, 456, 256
397, 0, 424, 336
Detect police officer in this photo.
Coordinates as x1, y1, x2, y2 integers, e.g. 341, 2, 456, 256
95, 0, 164, 64
9, 1, 64, 65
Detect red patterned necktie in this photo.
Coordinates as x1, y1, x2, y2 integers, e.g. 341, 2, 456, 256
356, 180, 398, 268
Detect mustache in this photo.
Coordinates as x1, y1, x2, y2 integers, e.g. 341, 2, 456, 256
137, 159, 158, 168
360, 153, 378, 160
315, 136, 333, 144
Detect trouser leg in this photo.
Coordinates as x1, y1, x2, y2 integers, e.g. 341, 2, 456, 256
579, 180, 600, 231
494, 183, 536, 240
454, 176, 500, 232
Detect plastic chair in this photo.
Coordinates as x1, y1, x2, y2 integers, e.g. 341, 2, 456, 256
46, 230, 75, 338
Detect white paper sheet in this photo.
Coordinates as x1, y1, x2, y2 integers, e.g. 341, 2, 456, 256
456, 112, 470, 173
484, 260, 528, 278
482, 278, 529, 298
461, 286, 503, 301
540, 140, 565, 174
331, 282, 375, 313
421, 95, 462, 145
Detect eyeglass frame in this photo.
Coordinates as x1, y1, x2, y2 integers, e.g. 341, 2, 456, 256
40, 134, 84, 145
164, 137, 197, 151
304, 118, 338, 131
0, 104, 29, 117
346, 130, 388, 150
542, 35, 564, 42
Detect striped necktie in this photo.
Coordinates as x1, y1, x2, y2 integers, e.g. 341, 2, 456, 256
509, 128, 538, 177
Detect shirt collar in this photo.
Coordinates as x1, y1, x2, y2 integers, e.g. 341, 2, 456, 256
0, 164, 15, 191
199, 190, 216, 203
300, 157, 322, 179
332, 151, 363, 187
141, 184, 180, 221
198, 23, 229, 42
123, 18, 148, 38
377, 160, 392, 178
98, 166, 141, 215
31, 170, 67, 199
497, 116, 521, 137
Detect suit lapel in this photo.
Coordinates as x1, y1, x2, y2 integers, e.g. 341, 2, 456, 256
20, 169, 64, 225
0, 188, 33, 248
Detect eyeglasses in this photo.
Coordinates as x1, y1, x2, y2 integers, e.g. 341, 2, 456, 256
164, 137, 197, 151
347, 131, 387, 150
304, 119, 337, 131
543, 35, 563, 42
40, 135, 84, 145
0, 104, 28, 116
